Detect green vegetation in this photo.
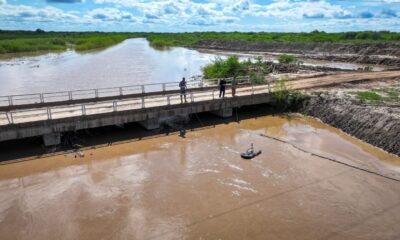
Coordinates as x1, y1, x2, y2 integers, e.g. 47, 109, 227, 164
0, 30, 144, 54
357, 66, 373, 72
202, 56, 244, 79
143, 31, 400, 47
354, 86, 400, 103
272, 78, 305, 109
201, 55, 273, 84
2, 30, 400, 55
277, 54, 302, 64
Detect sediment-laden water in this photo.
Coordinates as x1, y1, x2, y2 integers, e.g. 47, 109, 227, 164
0, 38, 379, 96
1, 115, 399, 240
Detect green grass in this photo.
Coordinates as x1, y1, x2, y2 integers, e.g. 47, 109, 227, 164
354, 87, 400, 103
143, 31, 400, 47
2, 30, 400, 55
278, 54, 302, 64
0, 30, 145, 54
355, 91, 383, 102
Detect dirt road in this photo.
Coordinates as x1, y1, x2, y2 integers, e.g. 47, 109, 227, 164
290, 70, 400, 90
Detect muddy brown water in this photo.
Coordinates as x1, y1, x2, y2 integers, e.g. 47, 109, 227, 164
0, 115, 399, 240
0, 38, 380, 96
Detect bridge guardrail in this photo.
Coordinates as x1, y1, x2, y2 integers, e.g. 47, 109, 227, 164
0, 76, 250, 108
0, 78, 270, 126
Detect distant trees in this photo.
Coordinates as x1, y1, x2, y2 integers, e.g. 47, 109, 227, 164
35, 28, 45, 33
340, 31, 383, 40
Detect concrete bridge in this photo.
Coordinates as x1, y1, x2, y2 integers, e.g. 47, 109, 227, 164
2, 70, 400, 146
0, 77, 276, 146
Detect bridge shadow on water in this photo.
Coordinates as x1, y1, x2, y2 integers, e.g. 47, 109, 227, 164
0, 103, 289, 163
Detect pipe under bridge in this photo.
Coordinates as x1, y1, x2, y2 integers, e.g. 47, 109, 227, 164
0, 77, 275, 146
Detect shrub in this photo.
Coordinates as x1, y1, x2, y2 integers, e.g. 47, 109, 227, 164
202, 56, 243, 79
249, 70, 264, 84
272, 78, 291, 102
272, 78, 305, 109
278, 54, 301, 64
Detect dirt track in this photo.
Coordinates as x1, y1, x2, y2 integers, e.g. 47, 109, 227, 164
290, 70, 400, 90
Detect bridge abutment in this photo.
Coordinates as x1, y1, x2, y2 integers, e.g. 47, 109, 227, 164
139, 118, 160, 130
211, 108, 233, 118
42, 133, 61, 146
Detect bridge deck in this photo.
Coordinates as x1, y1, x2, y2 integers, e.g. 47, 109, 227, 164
1, 70, 400, 127
0, 84, 269, 126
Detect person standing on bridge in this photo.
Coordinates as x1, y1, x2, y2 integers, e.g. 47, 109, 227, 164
231, 76, 237, 97
219, 78, 226, 98
179, 77, 187, 103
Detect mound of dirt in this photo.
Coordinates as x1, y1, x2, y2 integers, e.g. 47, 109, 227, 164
301, 96, 400, 156
192, 40, 400, 66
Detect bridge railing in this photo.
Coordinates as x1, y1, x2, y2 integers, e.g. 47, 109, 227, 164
0, 76, 250, 107
0, 79, 269, 126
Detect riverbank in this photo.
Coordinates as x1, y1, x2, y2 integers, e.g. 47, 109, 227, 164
0, 31, 141, 54
301, 95, 400, 156
192, 39, 400, 66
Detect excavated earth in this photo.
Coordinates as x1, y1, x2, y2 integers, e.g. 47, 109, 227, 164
301, 96, 400, 156
192, 40, 400, 66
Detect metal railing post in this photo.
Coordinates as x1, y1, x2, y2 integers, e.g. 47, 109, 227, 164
113, 101, 117, 112
141, 85, 145, 94
267, 80, 271, 93
39, 93, 44, 103
190, 92, 194, 102
162, 83, 166, 92
119, 87, 123, 96
212, 90, 215, 100
8, 96, 13, 106
47, 108, 52, 120
68, 91, 73, 101
167, 96, 170, 105
6, 112, 13, 124
141, 97, 145, 108
252, 85, 254, 95
95, 89, 99, 98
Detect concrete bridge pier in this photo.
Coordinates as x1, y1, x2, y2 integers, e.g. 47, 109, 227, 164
42, 133, 61, 146
211, 108, 233, 118
139, 118, 160, 130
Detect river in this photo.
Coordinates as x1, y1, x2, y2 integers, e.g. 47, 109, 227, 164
0, 115, 399, 240
0, 38, 381, 96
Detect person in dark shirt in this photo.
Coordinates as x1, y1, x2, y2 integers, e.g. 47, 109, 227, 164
219, 78, 226, 98
179, 77, 187, 103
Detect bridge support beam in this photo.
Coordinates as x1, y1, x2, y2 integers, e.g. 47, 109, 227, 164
138, 118, 160, 130
211, 108, 233, 118
42, 133, 61, 146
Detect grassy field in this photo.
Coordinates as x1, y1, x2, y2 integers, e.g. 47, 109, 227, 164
0, 30, 144, 54
144, 31, 400, 47
1, 30, 400, 55
354, 86, 400, 103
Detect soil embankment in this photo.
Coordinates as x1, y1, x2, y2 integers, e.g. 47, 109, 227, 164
301, 96, 400, 156
192, 40, 400, 66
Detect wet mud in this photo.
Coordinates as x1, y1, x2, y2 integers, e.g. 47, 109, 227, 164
0, 115, 400, 240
